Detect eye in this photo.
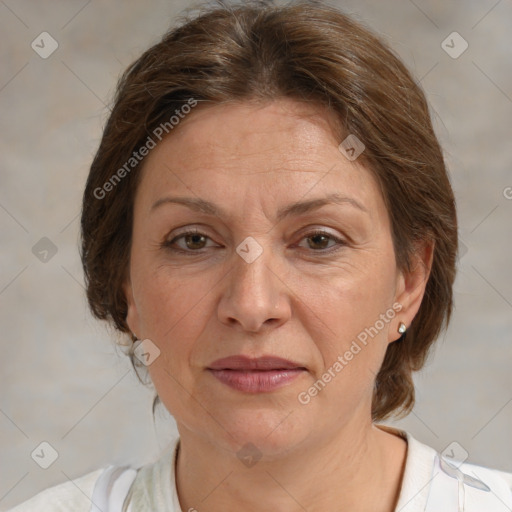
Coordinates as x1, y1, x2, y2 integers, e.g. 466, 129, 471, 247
163, 228, 346, 255
164, 229, 216, 253
298, 229, 346, 252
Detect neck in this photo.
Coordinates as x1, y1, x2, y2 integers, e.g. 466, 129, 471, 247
175, 421, 407, 512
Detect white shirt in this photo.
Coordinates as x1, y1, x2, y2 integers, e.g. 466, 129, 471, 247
8, 425, 512, 511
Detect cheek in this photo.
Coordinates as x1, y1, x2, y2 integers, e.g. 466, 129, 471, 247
130, 263, 214, 393
138, 269, 213, 417
132, 256, 214, 335
303, 256, 397, 375
307, 256, 395, 329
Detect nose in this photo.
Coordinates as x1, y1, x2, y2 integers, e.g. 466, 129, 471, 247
217, 246, 291, 333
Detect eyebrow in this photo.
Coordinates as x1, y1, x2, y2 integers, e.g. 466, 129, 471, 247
151, 192, 368, 221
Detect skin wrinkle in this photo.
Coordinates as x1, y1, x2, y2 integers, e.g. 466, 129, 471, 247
123, 99, 431, 512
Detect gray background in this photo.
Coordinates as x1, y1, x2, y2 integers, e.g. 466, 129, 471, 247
1, 0, 511, 509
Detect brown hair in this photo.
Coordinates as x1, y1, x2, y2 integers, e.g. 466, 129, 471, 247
80, 0, 458, 422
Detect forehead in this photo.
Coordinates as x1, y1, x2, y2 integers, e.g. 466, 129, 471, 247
136, 99, 386, 224
147, 98, 345, 169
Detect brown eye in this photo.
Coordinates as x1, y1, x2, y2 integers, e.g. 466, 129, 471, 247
299, 230, 346, 253
165, 230, 213, 253
307, 233, 331, 250
183, 233, 207, 250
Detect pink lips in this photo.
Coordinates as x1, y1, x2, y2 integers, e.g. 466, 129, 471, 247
207, 355, 307, 393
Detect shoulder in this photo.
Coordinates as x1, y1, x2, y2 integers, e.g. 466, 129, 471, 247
493, 468, 512, 489
7, 468, 105, 512
458, 459, 512, 497
430, 454, 512, 510
380, 425, 512, 511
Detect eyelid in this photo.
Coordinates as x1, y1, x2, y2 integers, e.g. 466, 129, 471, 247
166, 227, 218, 245
164, 226, 347, 255
166, 225, 218, 241
296, 228, 347, 251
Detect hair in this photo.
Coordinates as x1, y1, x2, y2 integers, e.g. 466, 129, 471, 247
80, 0, 458, 423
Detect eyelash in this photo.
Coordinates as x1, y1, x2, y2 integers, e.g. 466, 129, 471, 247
163, 228, 346, 255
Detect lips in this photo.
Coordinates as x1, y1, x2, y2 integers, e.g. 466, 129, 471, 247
207, 355, 306, 371
207, 355, 307, 393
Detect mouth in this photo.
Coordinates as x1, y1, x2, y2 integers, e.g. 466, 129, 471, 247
207, 355, 307, 393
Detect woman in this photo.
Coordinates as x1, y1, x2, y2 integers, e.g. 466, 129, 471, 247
9, 1, 512, 511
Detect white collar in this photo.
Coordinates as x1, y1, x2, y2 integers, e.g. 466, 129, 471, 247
155, 426, 435, 512
133, 426, 510, 512
377, 424, 437, 511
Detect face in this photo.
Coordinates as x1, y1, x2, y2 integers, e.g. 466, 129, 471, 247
124, 98, 429, 456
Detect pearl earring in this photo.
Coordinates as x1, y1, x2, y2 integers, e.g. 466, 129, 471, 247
398, 322, 406, 335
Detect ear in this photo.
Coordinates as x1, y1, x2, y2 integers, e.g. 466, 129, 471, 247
390, 238, 435, 344
123, 277, 141, 339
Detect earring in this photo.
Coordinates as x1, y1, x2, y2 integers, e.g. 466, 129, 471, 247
398, 322, 406, 335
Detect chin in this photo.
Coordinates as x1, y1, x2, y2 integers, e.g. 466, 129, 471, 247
211, 407, 311, 458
